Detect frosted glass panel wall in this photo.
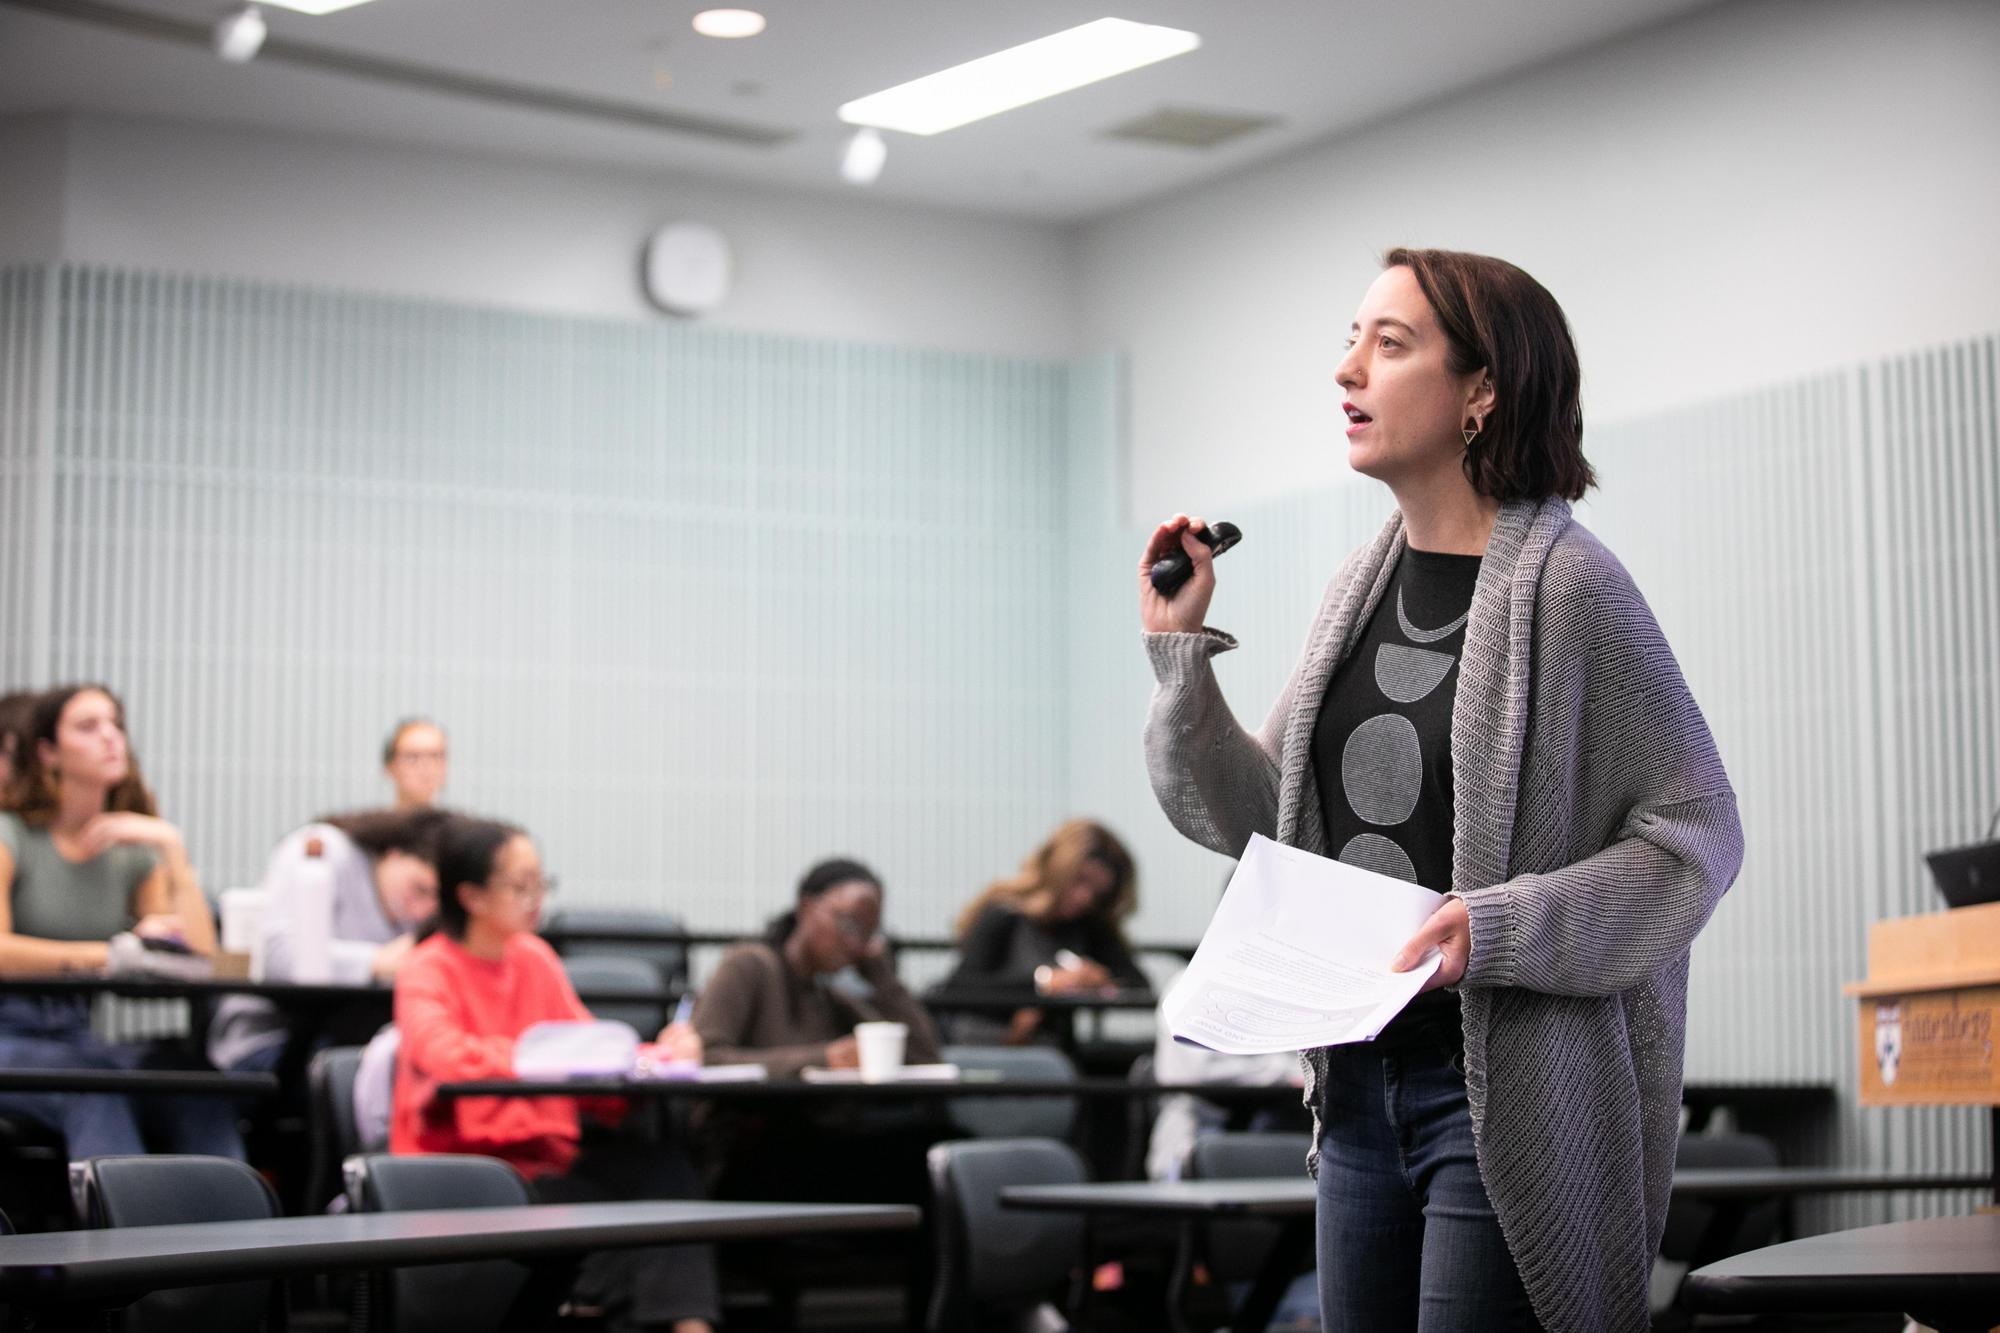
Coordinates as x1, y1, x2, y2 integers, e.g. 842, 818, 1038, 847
0, 266, 1071, 940
1066, 333, 2000, 1222
0, 268, 50, 687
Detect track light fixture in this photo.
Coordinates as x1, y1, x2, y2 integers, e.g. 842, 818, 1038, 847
212, 4, 267, 62
840, 127, 886, 185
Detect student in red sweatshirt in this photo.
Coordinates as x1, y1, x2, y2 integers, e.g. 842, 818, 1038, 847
392, 817, 718, 1333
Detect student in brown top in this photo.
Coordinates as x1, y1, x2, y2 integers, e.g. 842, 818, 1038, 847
692, 857, 944, 1204
695, 857, 940, 1078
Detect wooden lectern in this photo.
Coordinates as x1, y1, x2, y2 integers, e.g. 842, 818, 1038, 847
1847, 900, 2000, 1199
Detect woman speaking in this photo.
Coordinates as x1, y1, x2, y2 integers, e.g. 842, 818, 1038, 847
1139, 248, 1743, 1333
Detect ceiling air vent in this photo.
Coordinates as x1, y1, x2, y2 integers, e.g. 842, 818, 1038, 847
1102, 106, 1278, 149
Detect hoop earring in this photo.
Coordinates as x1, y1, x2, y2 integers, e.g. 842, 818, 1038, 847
1462, 417, 1482, 448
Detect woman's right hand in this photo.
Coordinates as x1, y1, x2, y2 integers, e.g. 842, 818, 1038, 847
370, 933, 416, 981
824, 1035, 860, 1069
1139, 513, 1217, 633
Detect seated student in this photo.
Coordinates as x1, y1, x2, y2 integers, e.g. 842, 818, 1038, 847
693, 857, 944, 1202
392, 818, 716, 1333
381, 717, 448, 810
0, 684, 244, 1159
207, 807, 452, 1072
939, 819, 1150, 1044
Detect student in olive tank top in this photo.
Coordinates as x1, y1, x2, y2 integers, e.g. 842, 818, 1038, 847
0, 684, 243, 1159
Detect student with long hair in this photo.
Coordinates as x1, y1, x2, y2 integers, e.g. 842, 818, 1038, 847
941, 819, 1149, 1043
208, 806, 454, 1071
391, 818, 717, 1333
0, 684, 242, 1158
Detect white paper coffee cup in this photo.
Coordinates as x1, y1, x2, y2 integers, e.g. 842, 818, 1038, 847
855, 1021, 908, 1083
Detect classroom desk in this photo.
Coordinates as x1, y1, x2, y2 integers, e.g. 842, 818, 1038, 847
0, 1199, 920, 1331
1683, 1212, 2000, 1333
1003, 1178, 1315, 1333
920, 990, 1160, 1014
0, 974, 670, 1013
435, 1075, 1306, 1103
1670, 1167, 1992, 1199
0, 974, 390, 1007
539, 925, 1202, 961
0, 1069, 278, 1098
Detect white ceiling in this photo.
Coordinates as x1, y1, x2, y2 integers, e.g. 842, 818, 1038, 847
1, 0, 1724, 222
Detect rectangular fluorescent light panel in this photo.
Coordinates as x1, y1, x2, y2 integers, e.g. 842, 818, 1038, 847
259, 0, 380, 14
839, 18, 1200, 136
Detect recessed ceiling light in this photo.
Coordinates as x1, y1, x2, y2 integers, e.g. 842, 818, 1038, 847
258, 0, 380, 13
692, 9, 766, 39
839, 17, 1200, 136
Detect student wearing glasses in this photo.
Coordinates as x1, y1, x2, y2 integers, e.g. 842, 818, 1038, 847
381, 717, 448, 810
391, 817, 717, 1333
695, 857, 940, 1079
692, 858, 943, 1203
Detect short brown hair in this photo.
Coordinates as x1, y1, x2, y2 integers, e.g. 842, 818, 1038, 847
1385, 247, 1593, 503
0, 684, 159, 828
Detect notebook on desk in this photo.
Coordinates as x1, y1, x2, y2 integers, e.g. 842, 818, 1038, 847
1926, 839, 2000, 909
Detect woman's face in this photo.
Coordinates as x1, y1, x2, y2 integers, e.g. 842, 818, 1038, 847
385, 722, 448, 807
1054, 857, 1116, 922
461, 835, 546, 938
40, 690, 130, 793
375, 850, 441, 928
796, 880, 882, 975
1334, 265, 1491, 491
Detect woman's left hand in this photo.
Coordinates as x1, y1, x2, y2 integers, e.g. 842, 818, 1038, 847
1392, 897, 1470, 993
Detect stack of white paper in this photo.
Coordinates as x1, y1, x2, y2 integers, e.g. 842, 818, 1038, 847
1163, 834, 1445, 1056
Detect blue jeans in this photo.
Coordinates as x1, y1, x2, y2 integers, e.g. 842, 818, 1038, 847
1314, 1021, 1541, 1333
0, 995, 246, 1161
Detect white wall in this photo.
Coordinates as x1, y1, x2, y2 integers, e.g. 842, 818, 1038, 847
0, 112, 1077, 359
1078, 0, 2000, 522
0, 114, 66, 264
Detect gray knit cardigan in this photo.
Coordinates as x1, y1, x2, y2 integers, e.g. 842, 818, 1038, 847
1142, 497, 1744, 1333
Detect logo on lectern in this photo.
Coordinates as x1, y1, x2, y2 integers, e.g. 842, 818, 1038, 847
1874, 1001, 1902, 1086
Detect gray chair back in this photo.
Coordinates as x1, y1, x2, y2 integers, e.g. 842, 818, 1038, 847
1185, 1131, 1313, 1283
561, 952, 670, 1036
1660, 1131, 1783, 1266
941, 1044, 1078, 1140
343, 1152, 534, 1333
542, 909, 689, 989
306, 1045, 366, 1212
69, 1154, 282, 1333
927, 1137, 1086, 1332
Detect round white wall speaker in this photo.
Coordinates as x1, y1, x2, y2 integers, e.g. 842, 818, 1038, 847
642, 221, 732, 316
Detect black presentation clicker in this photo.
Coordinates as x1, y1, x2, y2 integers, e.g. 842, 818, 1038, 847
1149, 521, 1242, 598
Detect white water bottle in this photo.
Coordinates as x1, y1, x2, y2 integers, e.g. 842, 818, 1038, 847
289, 836, 335, 984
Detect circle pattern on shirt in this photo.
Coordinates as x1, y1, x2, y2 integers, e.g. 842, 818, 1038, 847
1339, 713, 1423, 826
1338, 832, 1418, 883
1374, 643, 1456, 705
